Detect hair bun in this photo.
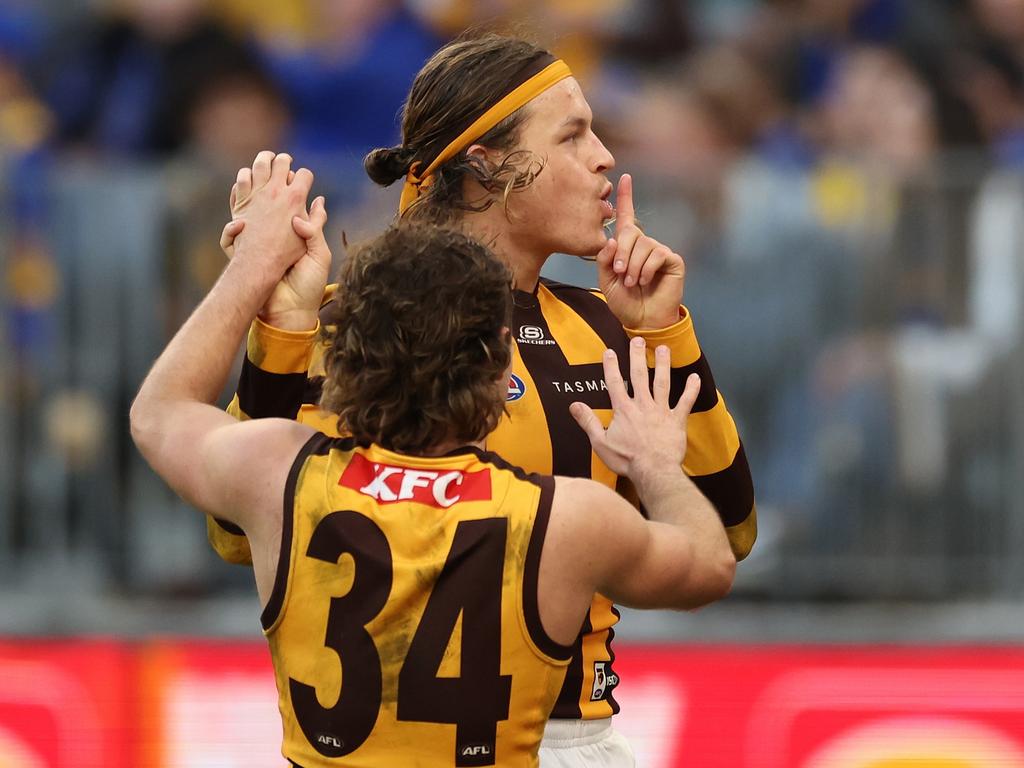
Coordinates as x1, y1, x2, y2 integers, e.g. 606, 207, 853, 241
364, 145, 416, 187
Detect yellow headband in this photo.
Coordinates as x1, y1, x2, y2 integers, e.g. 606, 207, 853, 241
398, 59, 573, 216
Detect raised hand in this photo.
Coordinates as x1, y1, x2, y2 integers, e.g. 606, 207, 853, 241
569, 337, 700, 486
220, 153, 331, 331
596, 173, 686, 330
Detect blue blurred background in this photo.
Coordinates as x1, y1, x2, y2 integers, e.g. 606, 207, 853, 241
2, 1, 1024, 765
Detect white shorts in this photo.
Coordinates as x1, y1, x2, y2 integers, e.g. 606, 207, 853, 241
539, 718, 636, 768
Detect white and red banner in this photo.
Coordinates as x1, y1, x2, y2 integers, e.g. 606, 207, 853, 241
0, 640, 1022, 767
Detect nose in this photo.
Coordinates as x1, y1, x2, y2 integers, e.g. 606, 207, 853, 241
592, 134, 615, 173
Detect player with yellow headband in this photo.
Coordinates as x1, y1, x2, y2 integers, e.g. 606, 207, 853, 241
215, 33, 756, 767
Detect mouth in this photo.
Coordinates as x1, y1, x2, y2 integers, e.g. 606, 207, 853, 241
599, 184, 614, 221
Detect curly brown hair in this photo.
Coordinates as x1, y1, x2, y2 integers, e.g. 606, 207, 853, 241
320, 223, 513, 454
363, 32, 549, 224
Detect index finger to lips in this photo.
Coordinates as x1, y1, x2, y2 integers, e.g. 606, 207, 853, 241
615, 173, 636, 235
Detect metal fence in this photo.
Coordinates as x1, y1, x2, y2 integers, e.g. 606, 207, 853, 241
1, 153, 1023, 632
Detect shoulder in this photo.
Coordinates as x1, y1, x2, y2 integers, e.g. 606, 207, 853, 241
208, 419, 326, 484
551, 476, 630, 532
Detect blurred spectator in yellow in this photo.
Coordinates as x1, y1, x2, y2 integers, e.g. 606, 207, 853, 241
213, 0, 311, 50
0, 3, 59, 367
411, 0, 626, 80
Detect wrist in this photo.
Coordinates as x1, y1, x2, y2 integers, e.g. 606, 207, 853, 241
630, 459, 686, 500
632, 307, 684, 332
257, 308, 319, 332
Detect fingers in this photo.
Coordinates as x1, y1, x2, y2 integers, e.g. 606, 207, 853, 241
292, 196, 327, 239
638, 246, 673, 287
270, 152, 293, 184
219, 219, 245, 257
569, 402, 607, 448
287, 170, 295, 184
651, 344, 671, 406
308, 195, 327, 227
594, 236, 616, 270
601, 348, 629, 409
233, 167, 252, 211
619, 236, 656, 288
628, 337, 651, 403
290, 166, 315, 198
251, 150, 275, 188
612, 226, 641, 280
673, 373, 702, 418
614, 173, 635, 236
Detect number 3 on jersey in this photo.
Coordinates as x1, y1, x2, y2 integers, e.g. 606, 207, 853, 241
289, 510, 512, 767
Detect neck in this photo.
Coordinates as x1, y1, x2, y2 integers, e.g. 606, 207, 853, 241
418, 438, 486, 458
461, 210, 548, 292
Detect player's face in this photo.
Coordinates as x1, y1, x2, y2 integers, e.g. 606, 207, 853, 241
502, 78, 616, 257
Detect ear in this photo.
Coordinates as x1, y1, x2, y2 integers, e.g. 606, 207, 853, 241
466, 142, 500, 164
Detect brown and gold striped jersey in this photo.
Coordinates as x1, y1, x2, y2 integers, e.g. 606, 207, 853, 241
212, 278, 756, 720
265, 434, 570, 767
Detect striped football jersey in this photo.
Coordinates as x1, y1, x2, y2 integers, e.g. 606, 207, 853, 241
211, 278, 756, 720
266, 434, 570, 767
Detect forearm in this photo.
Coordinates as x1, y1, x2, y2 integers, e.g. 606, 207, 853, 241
132, 259, 277, 436
634, 467, 729, 554
634, 466, 735, 606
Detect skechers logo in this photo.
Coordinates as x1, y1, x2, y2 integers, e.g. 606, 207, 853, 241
339, 453, 491, 508
507, 373, 527, 402
518, 325, 555, 345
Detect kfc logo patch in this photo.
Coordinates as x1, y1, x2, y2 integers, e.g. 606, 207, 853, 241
340, 453, 491, 508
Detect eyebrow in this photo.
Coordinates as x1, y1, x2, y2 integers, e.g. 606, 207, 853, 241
559, 115, 588, 131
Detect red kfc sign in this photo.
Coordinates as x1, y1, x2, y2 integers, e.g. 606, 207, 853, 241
339, 453, 491, 508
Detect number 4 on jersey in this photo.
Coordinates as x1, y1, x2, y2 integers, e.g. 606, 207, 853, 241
399, 518, 512, 766
290, 512, 513, 767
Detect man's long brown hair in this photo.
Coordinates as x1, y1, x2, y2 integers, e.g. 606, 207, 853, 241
363, 33, 549, 223
320, 224, 513, 454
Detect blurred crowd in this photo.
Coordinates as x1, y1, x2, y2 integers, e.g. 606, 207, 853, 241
3, 0, 1024, 597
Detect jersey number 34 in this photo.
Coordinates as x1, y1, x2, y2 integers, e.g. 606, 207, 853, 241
289, 510, 513, 767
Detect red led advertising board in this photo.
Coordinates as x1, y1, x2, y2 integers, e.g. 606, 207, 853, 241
0, 641, 1022, 767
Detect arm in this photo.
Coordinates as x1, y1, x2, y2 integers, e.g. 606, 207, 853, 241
551, 472, 729, 612
207, 172, 335, 564
131, 152, 323, 532
595, 172, 756, 559
625, 310, 757, 560
556, 339, 734, 613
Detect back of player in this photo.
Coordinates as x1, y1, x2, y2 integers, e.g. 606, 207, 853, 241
266, 435, 572, 768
